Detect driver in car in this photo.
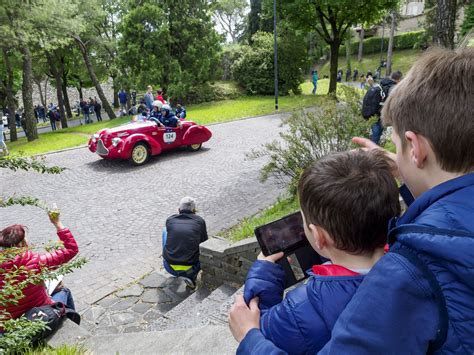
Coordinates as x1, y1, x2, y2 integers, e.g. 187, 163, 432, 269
159, 104, 179, 128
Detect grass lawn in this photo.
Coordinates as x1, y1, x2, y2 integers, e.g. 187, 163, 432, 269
6, 81, 331, 156
319, 49, 423, 78
219, 198, 299, 242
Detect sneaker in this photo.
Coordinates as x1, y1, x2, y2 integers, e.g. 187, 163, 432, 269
181, 277, 196, 290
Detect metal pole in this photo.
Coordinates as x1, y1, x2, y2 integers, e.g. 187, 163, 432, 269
273, 0, 279, 111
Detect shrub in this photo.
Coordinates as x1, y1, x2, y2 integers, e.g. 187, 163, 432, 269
233, 31, 309, 95
249, 86, 372, 195
339, 30, 426, 56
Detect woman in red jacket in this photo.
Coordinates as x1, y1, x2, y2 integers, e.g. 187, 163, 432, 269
0, 214, 79, 320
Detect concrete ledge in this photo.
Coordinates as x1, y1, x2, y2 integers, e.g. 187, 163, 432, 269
200, 237, 259, 287
46, 318, 91, 348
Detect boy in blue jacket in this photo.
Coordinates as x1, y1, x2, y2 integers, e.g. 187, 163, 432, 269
239, 150, 400, 355
230, 47, 474, 355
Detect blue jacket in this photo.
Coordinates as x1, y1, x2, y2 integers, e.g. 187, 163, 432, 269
239, 173, 474, 354
160, 113, 178, 128
241, 261, 366, 355
118, 91, 127, 104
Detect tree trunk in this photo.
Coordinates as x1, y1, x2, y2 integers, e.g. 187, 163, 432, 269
35, 79, 45, 107
46, 52, 68, 128
61, 74, 72, 118
112, 75, 119, 108
43, 78, 49, 106
386, 11, 397, 76
358, 28, 365, 62
435, 0, 457, 48
2, 47, 18, 141
345, 36, 352, 74
328, 40, 341, 94
19, 47, 38, 141
74, 35, 116, 119
77, 80, 83, 101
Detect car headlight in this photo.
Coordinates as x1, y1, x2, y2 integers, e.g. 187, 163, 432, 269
112, 137, 122, 147
91, 133, 99, 143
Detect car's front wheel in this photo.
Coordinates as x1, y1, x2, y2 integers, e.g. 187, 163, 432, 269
188, 143, 202, 152
130, 142, 150, 166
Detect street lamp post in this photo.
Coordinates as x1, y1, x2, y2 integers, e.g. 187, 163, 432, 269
273, 0, 279, 111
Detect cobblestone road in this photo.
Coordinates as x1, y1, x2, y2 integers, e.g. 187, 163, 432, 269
0, 113, 289, 311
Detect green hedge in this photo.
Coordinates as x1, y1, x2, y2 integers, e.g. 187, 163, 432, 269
340, 30, 425, 56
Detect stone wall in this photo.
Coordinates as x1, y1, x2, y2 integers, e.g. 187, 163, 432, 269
200, 237, 260, 287
15, 78, 115, 109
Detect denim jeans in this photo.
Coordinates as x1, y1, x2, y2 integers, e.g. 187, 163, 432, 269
370, 119, 384, 145
162, 229, 201, 282
51, 287, 76, 310
312, 81, 318, 94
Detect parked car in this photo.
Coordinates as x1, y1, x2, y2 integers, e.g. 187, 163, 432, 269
88, 120, 212, 166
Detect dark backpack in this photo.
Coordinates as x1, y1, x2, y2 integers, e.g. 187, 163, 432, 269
24, 302, 81, 344
361, 84, 385, 119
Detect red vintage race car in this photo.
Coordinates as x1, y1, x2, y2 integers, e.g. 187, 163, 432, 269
88, 120, 212, 166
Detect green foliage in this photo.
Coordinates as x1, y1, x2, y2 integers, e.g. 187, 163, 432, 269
0, 155, 65, 174
219, 197, 300, 241
461, 1, 474, 37
249, 86, 371, 195
118, 0, 221, 103
338, 30, 426, 56
0, 316, 48, 353
219, 44, 245, 80
233, 31, 308, 95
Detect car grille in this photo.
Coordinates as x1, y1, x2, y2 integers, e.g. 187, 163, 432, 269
97, 139, 109, 156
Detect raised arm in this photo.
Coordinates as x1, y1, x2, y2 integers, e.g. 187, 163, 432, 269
27, 217, 79, 269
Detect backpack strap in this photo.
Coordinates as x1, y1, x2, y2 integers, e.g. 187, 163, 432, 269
390, 244, 449, 353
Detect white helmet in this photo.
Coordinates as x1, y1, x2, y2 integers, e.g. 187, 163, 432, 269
152, 100, 163, 109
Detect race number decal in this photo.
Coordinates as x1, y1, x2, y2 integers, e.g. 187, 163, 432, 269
163, 131, 176, 144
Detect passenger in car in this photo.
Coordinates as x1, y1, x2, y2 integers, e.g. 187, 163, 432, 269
159, 104, 178, 128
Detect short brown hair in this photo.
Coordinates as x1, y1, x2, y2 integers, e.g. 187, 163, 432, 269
298, 150, 400, 255
0, 224, 26, 248
382, 47, 474, 173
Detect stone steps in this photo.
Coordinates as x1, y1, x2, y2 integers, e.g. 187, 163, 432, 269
48, 273, 242, 352
85, 325, 237, 354
149, 283, 237, 331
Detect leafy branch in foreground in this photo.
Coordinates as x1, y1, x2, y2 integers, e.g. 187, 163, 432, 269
0, 155, 65, 174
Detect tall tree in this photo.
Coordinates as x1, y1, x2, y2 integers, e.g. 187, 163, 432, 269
119, 0, 221, 102
1, 2, 39, 141
280, 0, 398, 94
386, 10, 397, 76
435, 0, 458, 48
358, 28, 365, 62
0, 48, 20, 141
248, 0, 263, 42
424, 0, 460, 48
46, 50, 69, 127
213, 0, 248, 43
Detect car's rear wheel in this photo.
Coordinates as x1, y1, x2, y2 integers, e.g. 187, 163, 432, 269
130, 142, 150, 166
188, 143, 202, 152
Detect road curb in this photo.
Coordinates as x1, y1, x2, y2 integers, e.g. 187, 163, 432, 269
33, 144, 89, 158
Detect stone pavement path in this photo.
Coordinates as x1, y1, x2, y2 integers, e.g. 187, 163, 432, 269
0, 112, 289, 312
81, 271, 193, 335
